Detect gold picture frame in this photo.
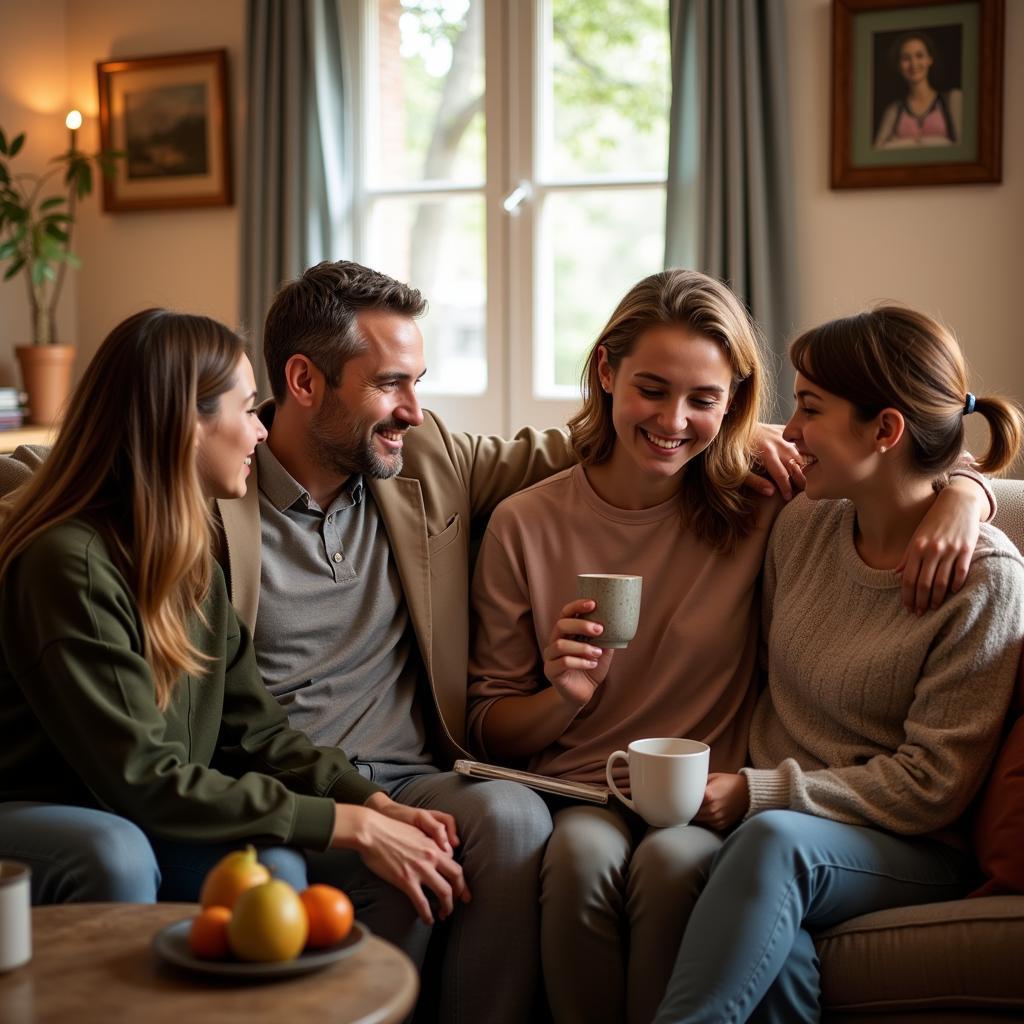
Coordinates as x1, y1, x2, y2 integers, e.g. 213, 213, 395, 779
96, 49, 232, 212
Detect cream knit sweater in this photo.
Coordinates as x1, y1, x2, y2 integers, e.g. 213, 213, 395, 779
743, 496, 1024, 836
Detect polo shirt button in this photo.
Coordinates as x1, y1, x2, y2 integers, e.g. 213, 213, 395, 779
333, 552, 343, 563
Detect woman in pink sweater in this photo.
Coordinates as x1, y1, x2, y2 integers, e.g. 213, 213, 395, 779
653, 305, 1024, 1023
468, 273, 992, 1024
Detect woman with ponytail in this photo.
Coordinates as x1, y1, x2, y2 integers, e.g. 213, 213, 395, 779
654, 304, 1024, 1023
0, 310, 466, 910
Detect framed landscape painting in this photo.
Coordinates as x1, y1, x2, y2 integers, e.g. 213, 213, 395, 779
96, 49, 232, 211
831, 0, 1004, 188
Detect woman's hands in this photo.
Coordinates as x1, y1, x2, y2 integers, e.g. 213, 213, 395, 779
693, 772, 749, 831
896, 479, 986, 614
542, 598, 615, 709
331, 793, 470, 925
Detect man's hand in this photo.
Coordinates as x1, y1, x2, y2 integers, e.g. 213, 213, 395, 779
693, 772, 749, 831
331, 801, 470, 924
747, 423, 803, 500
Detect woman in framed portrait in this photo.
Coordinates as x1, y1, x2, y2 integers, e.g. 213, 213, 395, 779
874, 30, 962, 148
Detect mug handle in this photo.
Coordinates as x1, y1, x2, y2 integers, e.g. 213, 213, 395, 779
605, 750, 635, 812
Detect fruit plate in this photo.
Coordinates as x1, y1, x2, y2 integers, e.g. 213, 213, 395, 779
152, 918, 368, 979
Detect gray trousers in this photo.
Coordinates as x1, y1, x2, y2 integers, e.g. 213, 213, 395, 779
305, 764, 552, 1024
541, 801, 722, 1024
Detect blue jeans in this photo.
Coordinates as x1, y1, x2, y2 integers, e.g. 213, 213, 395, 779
653, 810, 968, 1024
0, 802, 306, 904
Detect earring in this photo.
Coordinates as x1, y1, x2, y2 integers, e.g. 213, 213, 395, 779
878, 445, 887, 454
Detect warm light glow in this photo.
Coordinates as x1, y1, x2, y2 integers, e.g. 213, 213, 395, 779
65, 109, 83, 130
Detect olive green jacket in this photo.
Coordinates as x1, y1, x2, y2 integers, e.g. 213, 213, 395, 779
0, 518, 379, 848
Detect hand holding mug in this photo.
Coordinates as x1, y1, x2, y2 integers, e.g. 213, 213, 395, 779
605, 738, 710, 828
693, 772, 750, 831
543, 598, 615, 709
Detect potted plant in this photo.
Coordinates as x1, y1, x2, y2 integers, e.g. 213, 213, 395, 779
0, 116, 119, 425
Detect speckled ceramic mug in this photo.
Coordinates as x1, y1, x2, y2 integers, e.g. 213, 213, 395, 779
577, 573, 642, 649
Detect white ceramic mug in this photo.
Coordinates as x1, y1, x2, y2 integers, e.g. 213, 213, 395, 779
605, 738, 710, 828
0, 861, 31, 972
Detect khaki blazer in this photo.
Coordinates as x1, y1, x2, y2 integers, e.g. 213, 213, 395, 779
215, 411, 573, 765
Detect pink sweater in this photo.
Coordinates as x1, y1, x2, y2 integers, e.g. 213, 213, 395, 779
467, 465, 779, 788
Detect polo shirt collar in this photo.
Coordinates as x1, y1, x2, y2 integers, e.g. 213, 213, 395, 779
256, 442, 366, 515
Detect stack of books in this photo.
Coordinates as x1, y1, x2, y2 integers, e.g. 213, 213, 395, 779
0, 387, 25, 430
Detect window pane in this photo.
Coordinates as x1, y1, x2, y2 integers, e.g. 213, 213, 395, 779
373, 0, 485, 186
544, 0, 670, 179
539, 188, 665, 393
366, 195, 487, 394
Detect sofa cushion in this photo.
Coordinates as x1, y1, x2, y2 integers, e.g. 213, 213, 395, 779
816, 896, 1024, 1011
970, 647, 1024, 897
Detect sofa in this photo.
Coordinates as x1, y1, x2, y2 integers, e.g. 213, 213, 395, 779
816, 477, 1024, 1022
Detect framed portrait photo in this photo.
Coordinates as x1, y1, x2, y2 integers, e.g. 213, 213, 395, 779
831, 0, 1004, 188
96, 49, 232, 211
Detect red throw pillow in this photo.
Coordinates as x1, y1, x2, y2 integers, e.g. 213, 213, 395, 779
970, 647, 1024, 897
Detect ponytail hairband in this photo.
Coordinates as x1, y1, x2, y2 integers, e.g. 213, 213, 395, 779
963, 393, 976, 416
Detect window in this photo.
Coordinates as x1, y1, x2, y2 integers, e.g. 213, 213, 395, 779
348, 0, 669, 433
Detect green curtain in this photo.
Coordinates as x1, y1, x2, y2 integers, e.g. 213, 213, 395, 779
665, 0, 796, 414
242, 0, 351, 396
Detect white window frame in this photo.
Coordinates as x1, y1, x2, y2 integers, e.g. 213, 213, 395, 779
346, 0, 667, 436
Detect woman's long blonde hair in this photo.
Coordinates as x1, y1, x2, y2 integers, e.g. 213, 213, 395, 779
0, 309, 244, 709
568, 269, 769, 551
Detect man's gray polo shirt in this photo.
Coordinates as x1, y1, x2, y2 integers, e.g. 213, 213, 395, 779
250, 443, 430, 766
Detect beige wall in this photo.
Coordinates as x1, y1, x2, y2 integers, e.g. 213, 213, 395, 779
785, 0, 1024, 471
0, 0, 245, 385
66, 0, 246, 371
0, 0, 73, 386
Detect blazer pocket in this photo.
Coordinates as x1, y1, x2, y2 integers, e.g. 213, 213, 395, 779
428, 513, 464, 578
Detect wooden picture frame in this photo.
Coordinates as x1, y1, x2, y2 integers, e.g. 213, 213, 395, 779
96, 49, 232, 211
831, 0, 1003, 188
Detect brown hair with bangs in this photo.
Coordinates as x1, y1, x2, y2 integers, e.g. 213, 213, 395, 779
567, 269, 769, 552
0, 309, 245, 709
790, 304, 1023, 476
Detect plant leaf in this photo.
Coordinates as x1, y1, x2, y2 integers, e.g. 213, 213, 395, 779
45, 224, 68, 242
0, 238, 19, 259
64, 252, 82, 269
77, 162, 93, 199
0, 129, 7, 154
8, 133, 25, 157
39, 196, 65, 210
3, 256, 25, 280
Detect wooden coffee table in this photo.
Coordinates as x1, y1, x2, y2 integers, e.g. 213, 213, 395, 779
0, 903, 418, 1024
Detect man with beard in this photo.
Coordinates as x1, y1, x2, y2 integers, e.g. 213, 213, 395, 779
213, 260, 573, 1024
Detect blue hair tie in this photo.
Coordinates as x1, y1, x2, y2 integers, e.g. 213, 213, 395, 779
963, 393, 976, 416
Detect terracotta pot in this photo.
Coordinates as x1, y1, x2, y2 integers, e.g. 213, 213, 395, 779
15, 344, 76, 426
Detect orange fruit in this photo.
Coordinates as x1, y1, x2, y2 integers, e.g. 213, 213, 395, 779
228, 880, 309, 963
189, 905, 232, 960
300, 884, 355, 949
199, 845, 271, 910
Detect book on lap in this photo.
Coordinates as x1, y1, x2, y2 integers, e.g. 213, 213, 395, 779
453, 759, 609, 804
